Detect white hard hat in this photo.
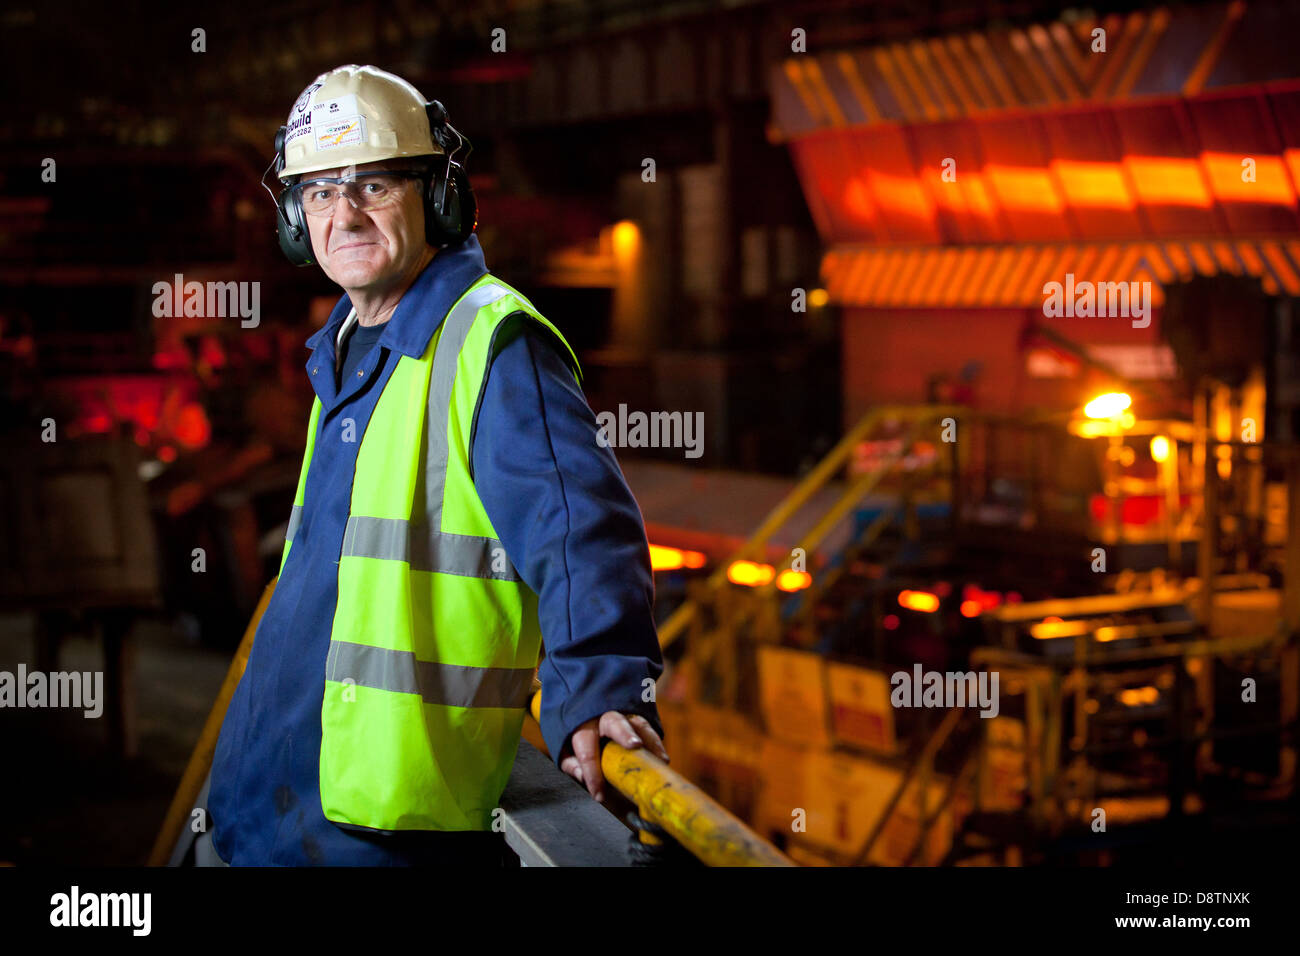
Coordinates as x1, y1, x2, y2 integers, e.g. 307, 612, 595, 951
279, 64, 443, 180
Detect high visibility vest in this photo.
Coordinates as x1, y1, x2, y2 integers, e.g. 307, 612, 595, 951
280, 276, 582, 832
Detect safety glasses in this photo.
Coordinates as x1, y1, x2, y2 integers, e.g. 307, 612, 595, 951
290, 170, 427, 217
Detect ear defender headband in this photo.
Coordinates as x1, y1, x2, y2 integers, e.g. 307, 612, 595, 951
263, 99, 478, 267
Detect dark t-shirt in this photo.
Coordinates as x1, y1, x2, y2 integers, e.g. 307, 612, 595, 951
336, 320, 387, 390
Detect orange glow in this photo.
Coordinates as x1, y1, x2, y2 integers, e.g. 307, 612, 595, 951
1031, 617, 1091, 640
611, 220, 640, 259
1085, 392, 1132, 419
1125, 157, 1212, 208
985, 165, 1065, 213
728, 560, 775, 587
1286, 149, 1300, 199
961, 173, 998, 223
962, 583, 1002, 611
1202, 153, 1296, 205
844, 177, 876, 222
866, 170, 935, 221
649, 544, 707, 572
776, 570, 812, 592
898, 589, 940, 613
174, 403, 212, 450
1050, 160, 1136, 209
1118, 685, 1160, 707
960, 600, 982, 617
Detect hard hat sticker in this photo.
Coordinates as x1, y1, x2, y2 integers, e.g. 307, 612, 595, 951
317, 115, 366, 151
285, 109, 313, 144
313, 94, 358, 121
285, 82, 325, 144
293, 82, 322, 115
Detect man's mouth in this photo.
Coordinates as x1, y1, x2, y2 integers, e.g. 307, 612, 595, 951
332, 241, 376, 252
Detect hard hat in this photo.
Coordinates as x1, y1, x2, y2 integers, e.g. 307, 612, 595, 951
278, 64, 443, 181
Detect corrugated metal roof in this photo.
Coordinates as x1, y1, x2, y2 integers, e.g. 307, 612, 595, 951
771, 1, 1292, 137
822, 237, 1300, 307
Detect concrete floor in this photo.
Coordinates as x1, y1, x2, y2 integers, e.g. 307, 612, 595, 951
0, 612, 229, 865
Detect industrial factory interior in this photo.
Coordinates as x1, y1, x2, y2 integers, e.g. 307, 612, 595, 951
0, 0, 1293, 935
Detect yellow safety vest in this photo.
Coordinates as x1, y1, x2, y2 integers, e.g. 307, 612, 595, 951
281, 276, 582, 831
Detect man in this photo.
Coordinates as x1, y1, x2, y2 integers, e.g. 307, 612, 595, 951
207, 64, 668, 866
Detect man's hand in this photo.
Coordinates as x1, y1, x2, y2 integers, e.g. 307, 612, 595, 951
560, 711, 669, 804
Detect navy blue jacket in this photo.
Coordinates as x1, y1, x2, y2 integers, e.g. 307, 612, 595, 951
209, 235, 664, 865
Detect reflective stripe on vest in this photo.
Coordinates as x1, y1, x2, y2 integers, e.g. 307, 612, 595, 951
283, 275, 583, 833
325, 640, 535, 709
340, 516, 522, 581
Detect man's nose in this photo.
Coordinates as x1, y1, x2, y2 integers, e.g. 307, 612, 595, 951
331, 189, 367, 228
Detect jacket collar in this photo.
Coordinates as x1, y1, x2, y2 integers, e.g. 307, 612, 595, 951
305, 234, 490, 361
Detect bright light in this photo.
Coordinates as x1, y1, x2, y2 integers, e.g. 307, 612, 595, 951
649, 544, 708, 572
898, 589, 940, 613
1084, 392, 1132, 419
808, 288, 830, 308
727, 561, 808, 588
960, 600, 982, 618
776, 569, 812, 592
1030, 616, 1090, 640
728, 560, 775, 587
962, 583, 1002, 611
611, 220, 640, 260
1150, 435, 1171, 463
1118, 685, 1159, 707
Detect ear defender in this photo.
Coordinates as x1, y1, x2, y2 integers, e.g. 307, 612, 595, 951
271, 126, 316, 266
423, 100, 477, 248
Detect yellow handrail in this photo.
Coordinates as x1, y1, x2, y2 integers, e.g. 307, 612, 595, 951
602, 744, 795, 866
525, 691, 793, 865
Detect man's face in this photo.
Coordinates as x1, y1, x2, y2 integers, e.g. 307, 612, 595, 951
301, 159, 429, 292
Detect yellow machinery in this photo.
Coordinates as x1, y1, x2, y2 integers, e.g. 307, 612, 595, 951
646, 388, 1297, 865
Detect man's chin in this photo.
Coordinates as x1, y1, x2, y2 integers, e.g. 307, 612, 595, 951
326, 261, 389, 289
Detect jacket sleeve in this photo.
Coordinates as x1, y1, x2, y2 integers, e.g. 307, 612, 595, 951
470, 314, 665, 767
